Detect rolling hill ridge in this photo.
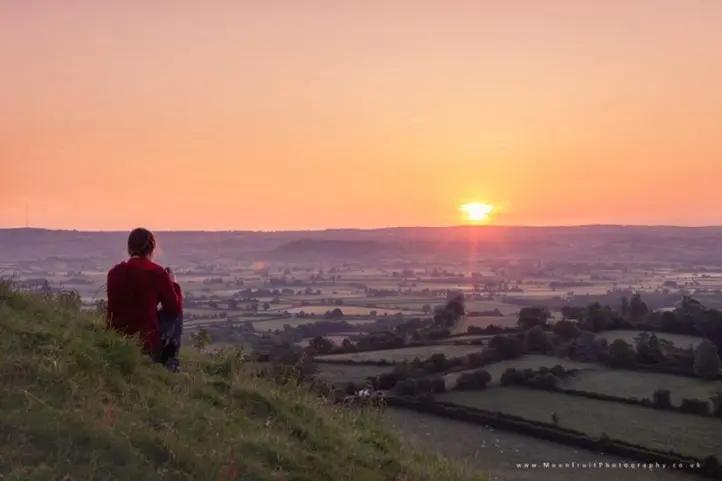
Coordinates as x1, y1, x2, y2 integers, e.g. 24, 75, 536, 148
0, 284, 481, 481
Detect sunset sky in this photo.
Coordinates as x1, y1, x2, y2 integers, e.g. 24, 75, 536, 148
1, 1, 721, 230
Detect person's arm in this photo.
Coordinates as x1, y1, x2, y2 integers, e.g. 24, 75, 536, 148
173, 282, 183, 308
166, 267, 183, 311
157, 268, 181, 319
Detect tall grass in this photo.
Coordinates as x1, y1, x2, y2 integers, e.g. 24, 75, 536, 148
0, 286, 482, 481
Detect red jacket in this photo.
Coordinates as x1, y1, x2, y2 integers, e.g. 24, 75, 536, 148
107, 257, 182, 353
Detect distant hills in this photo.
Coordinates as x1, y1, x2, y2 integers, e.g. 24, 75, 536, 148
2, 225, 722, 264
271, 239, 385, 259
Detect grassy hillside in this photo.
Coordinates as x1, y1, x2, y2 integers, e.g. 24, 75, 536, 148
0, 286, 481, 481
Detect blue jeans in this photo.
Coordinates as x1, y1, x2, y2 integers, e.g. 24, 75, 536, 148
158, 309, 183, 371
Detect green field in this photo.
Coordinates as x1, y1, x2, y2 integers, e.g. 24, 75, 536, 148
443, 355, 597, 389
313, 363, 392, 385
284, 305, 421, 315
251, 317, 375, 332
316, 344, 484, 363
595, 330, 704, 349
323, 297, 439, 311
386, 408, 698, 481
561, 368, 722, 406
437, 386, 722, 459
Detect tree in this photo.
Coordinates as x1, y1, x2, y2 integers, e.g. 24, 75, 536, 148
660, 311, 682, 333
341, 338, 356, 352
525, 326, 551, 353
629, 293, 649, 320
702, 456, 721, 476
583, 303, 614, 332
711, 392, 722, 417
500, 368, 523, 386
561, 306, 584, 321
465, 352, 485, 368
528, 372, 558, 389
652, 389, 671, 409
553, 320, 580, 341
680, 398, 710, 415
425, 328, 450, 340
518, 307, 551, 330
446, 291, 465, 317
357, 331, 404, 351
620, 296, 629, 317
635, 333, 663, 364
647, 334, 663, 360
428, 353, 449, 372
598, 433, 612, 449
455, 370, 491, 390
681, 295, 706, 314
324, 308, 344, 319
375, 372, 398, 390
431, 376, 447, 393
608, 339, 635, 367
394, 379, 417, 396
433, 292, 465, 328
489, 335, 525, 360
308, 336, 334, 355
694, 340, 721, 379
570, 331, 603, 362
498, 367, 560, 389
663, 298, 701, 334
695, 309, 722, 352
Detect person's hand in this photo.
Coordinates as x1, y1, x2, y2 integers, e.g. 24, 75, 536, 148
165, 267, 176, 283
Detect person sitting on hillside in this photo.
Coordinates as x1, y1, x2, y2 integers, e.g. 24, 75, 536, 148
107, 228, 184, 371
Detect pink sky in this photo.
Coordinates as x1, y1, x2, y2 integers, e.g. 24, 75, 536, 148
1, 1, 721, 230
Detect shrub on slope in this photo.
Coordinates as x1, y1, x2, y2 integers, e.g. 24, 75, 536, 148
0, 286, 481, 481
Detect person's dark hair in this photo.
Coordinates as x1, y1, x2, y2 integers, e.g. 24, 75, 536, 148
127, 228, 156, 257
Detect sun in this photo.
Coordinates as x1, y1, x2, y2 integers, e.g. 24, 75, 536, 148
460, 202, 494, 223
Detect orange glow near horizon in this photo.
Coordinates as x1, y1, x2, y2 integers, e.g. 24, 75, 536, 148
2, 2, 722, 231
460, 203, 494, 224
